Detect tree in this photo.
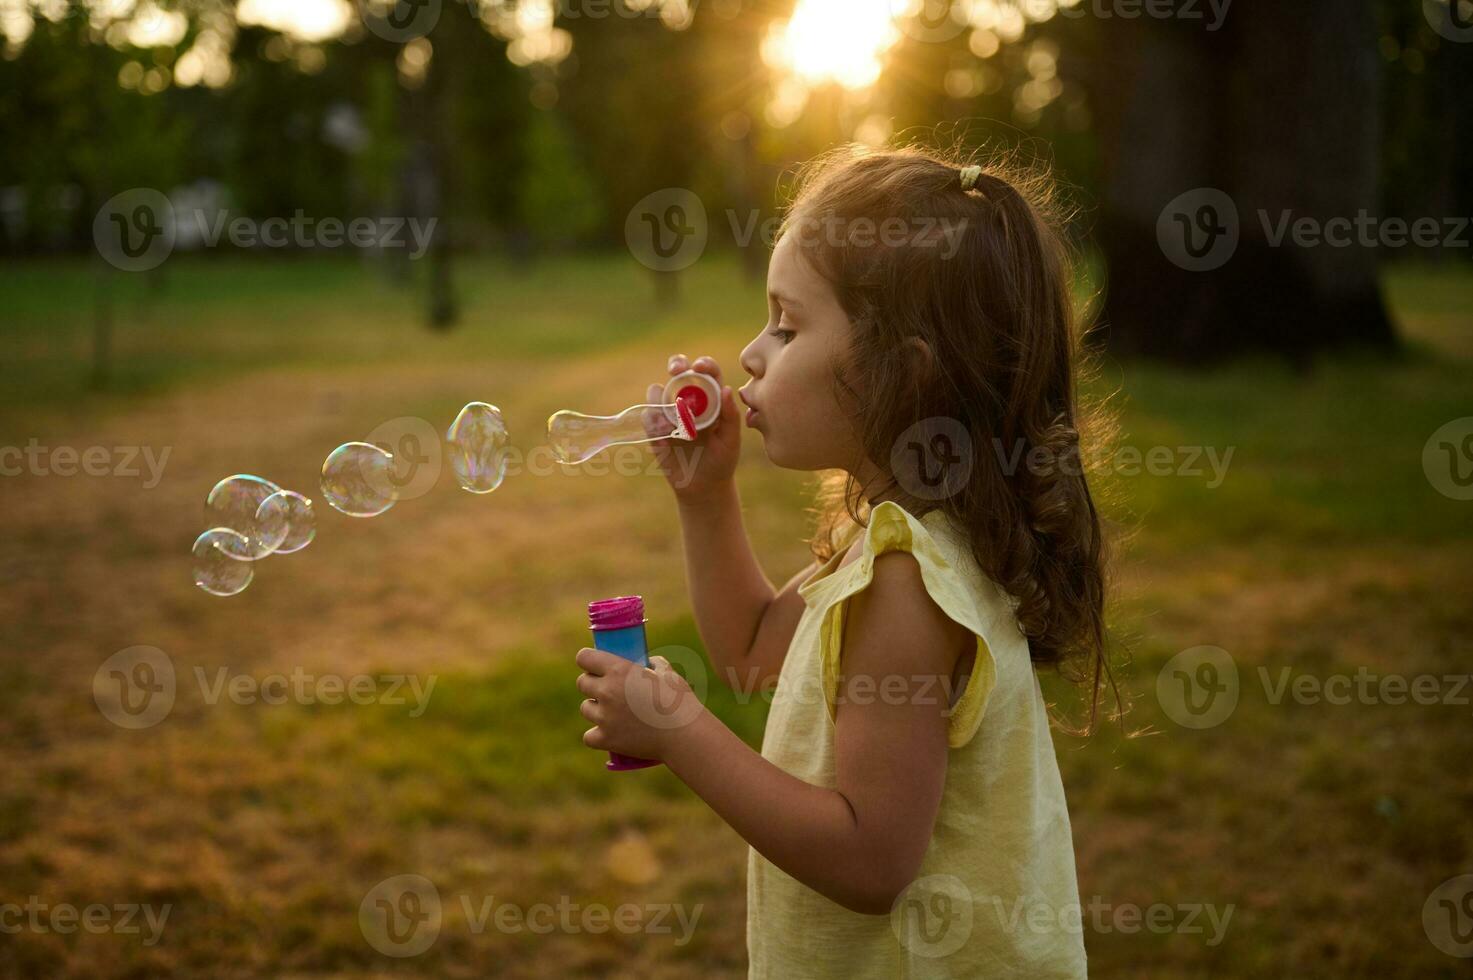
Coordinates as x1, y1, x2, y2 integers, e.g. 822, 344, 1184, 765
1090, 0, 1397, 362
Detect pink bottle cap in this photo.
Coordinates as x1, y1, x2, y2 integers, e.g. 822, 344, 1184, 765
588, 595, 645, 631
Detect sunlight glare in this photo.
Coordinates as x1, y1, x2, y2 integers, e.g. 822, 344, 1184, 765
237, 0, 352, 43
765, 0, 900, 90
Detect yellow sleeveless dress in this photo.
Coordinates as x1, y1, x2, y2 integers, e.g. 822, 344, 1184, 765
746, 500, 1088, 978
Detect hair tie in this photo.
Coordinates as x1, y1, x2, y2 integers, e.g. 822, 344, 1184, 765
959, 165, 983, 192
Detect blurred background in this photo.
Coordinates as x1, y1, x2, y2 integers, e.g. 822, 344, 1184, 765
1, 0, 1471, 976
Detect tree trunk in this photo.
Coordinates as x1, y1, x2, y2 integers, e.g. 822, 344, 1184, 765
1093, 0, 1396, 363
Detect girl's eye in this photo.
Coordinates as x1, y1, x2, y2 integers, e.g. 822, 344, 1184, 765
769, 328, 795, 344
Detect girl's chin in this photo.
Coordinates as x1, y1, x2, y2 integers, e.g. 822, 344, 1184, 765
762, 437, 828, 473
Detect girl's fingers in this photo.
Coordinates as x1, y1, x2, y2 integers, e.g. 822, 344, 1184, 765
668, 354, 689, 376
691, 356, 723, 383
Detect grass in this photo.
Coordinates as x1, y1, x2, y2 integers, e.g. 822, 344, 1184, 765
0, 251, 1470, 978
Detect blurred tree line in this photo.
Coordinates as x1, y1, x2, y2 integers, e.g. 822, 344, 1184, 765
0, 0, 1466, 361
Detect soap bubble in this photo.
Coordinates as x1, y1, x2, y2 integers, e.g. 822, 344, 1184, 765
205, 475, 283, 559
255, 490, 316, 554
193, 528, 254, 596
321, 442, 397, 517
446, 402, 511, 494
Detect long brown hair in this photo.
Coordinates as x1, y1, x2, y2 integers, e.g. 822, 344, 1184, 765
782, 142, 1115, 731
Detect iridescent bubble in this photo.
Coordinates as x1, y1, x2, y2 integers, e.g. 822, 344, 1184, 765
192, 528, 254, 597
321, 442, 397, 517
255, 490, 317, 554
205, 474, 283, 559
446, 402, 511, 494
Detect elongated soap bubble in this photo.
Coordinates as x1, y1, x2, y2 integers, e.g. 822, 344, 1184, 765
255, 490, 316, 554
548, 398, 696, 466
193, 528, 254, 596
321, 442, 397, 517
205, 475, 283, 559
447, 402, 511, 494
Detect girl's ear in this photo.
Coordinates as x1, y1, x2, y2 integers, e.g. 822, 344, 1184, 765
903, 335, 936, 387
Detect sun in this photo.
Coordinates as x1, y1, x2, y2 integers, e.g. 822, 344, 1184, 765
764, 0, 902, 90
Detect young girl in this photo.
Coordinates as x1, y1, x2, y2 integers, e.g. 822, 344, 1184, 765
575, 144, 1107, 977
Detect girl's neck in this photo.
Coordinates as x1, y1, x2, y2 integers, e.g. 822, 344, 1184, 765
850, 461, 903, 509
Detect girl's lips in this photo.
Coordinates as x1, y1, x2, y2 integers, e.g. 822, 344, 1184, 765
745, 408, 760, 428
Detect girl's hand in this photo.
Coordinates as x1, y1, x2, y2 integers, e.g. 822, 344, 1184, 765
575, 648, 706, 761
644, 354, 741, 503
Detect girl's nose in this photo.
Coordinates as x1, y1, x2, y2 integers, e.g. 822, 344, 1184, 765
739, 336, 761, 379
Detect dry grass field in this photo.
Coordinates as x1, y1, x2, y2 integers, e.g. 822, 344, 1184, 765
0, 256, 1469, 977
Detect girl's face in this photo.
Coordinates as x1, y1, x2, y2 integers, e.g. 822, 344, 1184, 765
737, 231, 862, 472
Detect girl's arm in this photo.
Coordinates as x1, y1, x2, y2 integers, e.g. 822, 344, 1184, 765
579, 550, 971, 914
677, 482, 814, 695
